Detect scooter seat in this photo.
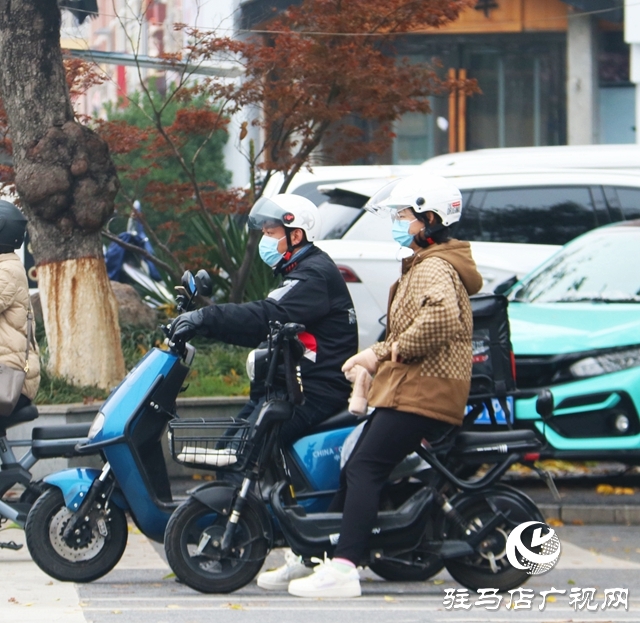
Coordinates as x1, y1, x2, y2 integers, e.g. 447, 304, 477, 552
0, 404, 38, 430
32, 423, 92, 440
307, 409, 360, 434
454, 430, 537, 448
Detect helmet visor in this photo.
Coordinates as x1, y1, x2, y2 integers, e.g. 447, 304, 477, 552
363, 179, 411, 218
248, 196, 289, 230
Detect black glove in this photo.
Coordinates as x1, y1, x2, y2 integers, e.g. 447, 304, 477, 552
168, 309, 206, 342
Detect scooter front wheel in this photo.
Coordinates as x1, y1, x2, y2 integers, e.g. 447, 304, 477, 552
25, 487, 128, 582
164, 497, 268, 593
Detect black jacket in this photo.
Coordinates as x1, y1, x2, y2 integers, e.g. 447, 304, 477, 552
199, 245, 358, 407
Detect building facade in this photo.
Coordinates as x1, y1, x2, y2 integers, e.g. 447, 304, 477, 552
59, 0, 632, 176
241, 0, 631, 163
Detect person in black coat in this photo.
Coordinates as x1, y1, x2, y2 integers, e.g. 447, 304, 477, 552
169, 194, 358, 444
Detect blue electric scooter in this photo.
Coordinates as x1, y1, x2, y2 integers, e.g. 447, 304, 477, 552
22, 270, 365, 583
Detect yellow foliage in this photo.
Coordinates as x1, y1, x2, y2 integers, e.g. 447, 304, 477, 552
596, 484, 636, 495
546, 517, 564, 527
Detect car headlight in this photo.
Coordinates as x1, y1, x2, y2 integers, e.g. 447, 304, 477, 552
88, 411, 105, 440
569, 346, 640, 378
246, 350, 256, 382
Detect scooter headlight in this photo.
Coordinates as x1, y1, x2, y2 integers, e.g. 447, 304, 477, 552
88, 412, 105, 440
569, 346, 640, 379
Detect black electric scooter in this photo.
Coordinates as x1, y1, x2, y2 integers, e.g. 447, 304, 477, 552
163, 320, 556, 594
0, 405, 90, 549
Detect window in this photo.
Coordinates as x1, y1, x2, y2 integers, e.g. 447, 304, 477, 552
613, 187, 640, 221
453, 187, 597, 245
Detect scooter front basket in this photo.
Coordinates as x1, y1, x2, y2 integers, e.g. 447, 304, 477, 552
168, 417, 252, 472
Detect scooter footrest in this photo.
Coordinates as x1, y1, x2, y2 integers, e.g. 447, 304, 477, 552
275, 486, 434, 543
420, 540, 474, 559
0, 541, 23, 551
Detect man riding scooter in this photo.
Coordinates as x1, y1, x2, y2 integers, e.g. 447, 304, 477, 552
168, 194, 359, 444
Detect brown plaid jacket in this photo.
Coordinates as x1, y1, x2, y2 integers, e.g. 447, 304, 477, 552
369, 241, 482, 425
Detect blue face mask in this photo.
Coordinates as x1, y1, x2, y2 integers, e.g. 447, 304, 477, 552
392, 219, 417, 247
258, 235, 286, 267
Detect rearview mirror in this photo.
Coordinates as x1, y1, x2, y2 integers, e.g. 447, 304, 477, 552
194, 269, 213, 298
493, 275, 518, 296
535, 389, 554, 421
181, 270, 197, 299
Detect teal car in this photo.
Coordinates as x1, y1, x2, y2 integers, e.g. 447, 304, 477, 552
505, 220, 640, 463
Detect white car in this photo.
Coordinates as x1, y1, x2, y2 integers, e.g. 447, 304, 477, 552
315, 169, 640, 348
421, 144, 640, 175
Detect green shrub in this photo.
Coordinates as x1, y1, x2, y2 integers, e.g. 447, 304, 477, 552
35, 324, 250, 405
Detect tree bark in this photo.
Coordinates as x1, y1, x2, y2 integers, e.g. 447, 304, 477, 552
0, 0, 124, 389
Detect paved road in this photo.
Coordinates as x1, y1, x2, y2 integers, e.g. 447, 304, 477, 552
2, 524, 640, 623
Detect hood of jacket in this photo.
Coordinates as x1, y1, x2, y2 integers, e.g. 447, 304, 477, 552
401, 239, 483, 296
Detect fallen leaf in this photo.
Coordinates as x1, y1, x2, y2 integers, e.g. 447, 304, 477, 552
546, 596, 556, 603
546, 518, 564, 527
568, 579, 575, 585
596, 484, 636, 496
433, 579, 444, 585
384, 596, 395, 602
8, 598, 18, 604
225, 603, 244, 610
166, 604, 180, 609
192, 474, 203, 481
79, 602, 90, 607
112, 610, 122, 614
163, 572, 176, 580
46, 581, 53, 586
571, 519, 584, 526
23, 603, 34, 607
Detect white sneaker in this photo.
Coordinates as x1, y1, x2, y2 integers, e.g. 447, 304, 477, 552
287, 559, 361, 598
257, 549, 312, 590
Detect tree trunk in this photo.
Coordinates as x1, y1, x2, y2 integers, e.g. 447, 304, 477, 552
0, 0, 124, 389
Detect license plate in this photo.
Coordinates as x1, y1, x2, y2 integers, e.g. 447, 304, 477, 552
465, 396, 514, 425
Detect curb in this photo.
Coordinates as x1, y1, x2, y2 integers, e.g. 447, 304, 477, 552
539, 503, 640, 525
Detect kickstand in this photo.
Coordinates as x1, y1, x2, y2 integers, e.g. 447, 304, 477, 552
0, 541, 23, 550
534, 467, 561, 502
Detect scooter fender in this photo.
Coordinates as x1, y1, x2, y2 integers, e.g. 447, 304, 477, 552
43, 468, 129, 512
190, 482, 273, 547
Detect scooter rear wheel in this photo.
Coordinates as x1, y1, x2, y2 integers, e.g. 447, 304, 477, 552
441, 487, 544, 592
164, 497, 268, 594
25, 487, 128, 583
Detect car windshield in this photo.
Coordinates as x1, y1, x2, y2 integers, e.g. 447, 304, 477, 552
317, 201, 364, 239
511, 228, 640, 304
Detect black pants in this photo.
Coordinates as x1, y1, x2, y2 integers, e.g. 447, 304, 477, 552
238, 394, 342, 447
329, 408, 453, 565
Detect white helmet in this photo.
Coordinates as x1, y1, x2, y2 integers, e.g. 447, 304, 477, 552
365, 174, 463, 227
248, 194, 321, 242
